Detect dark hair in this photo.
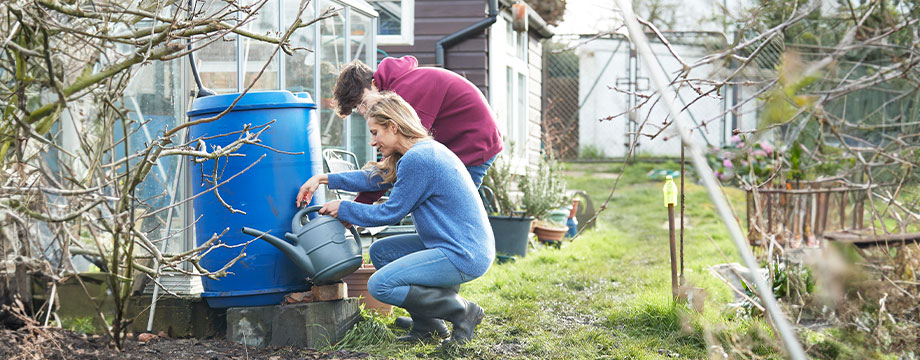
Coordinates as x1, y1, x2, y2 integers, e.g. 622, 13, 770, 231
333, 60, 375, 117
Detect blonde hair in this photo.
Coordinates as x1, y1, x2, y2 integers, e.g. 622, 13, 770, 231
363, 92, 431, 184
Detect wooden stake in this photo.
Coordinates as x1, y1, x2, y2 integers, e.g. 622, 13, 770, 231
668, 204, 678, 300
679, 145, 685, 286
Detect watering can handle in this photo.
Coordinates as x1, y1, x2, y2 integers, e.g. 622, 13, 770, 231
292, 205, 323, 233
294, 205, 363, 252
348, 226, 362, 253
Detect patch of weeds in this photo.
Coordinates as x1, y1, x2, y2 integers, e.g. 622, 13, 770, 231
604, 302, 706, 351
533, 254, 558, 265
801, 327, 868, 359
62, 316, 95, 334
579, 145, 606, 160
328, 307, 395, 351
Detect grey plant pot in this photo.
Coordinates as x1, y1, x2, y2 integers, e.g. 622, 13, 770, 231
488, 215, 534, 258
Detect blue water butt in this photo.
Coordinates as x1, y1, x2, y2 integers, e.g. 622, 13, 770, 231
187, 91, 324, 308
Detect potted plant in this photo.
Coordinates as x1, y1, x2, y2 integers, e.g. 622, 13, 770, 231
519, 154, 569, 245
482, 150, 534, 258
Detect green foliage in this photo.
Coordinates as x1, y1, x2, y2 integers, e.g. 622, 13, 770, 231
770, 261, 815, 298
578, 144, 606, 160
482, 148, 517, 216
62, 316, 96, 334
519, 154, 568, 221
706, 135, 779, 184
759, 53, 819, 128
330, 307, 395, 350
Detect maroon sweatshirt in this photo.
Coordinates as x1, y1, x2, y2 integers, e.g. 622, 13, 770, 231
353, 56, 503, 205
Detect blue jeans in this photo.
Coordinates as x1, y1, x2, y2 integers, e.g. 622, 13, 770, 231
466, 155, 496, 189
368, 234, 476, 306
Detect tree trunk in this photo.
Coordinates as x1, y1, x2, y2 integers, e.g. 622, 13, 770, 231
0, 259, 34, 329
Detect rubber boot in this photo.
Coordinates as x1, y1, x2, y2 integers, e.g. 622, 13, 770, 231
395, 311, 450, 342
393, 285, 459, 330
400, 285, 484, 345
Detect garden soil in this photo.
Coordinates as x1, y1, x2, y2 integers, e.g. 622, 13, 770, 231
0, 326, 372, 360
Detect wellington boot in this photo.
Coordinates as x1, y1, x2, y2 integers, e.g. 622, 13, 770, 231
395, 312, 450, 342
400, 285, 484, 345
393, 285, 459, 330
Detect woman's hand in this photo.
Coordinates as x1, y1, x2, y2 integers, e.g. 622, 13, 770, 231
296, 174, 329, 207
320, 200, 342, 217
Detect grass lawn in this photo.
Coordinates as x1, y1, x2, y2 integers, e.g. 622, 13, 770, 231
330, 161, 785, 359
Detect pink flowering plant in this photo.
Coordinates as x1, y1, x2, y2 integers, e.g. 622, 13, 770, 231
707, 135, 779, 185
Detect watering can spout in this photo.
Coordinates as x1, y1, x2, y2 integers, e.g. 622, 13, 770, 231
241, 227, 315, 276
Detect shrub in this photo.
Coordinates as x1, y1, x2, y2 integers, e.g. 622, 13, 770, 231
519, 154, 568, 222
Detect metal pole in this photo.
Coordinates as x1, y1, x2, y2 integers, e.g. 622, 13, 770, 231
613, 1, 807, 358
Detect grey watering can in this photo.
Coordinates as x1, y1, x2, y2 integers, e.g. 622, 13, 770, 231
241, 205, 363, 284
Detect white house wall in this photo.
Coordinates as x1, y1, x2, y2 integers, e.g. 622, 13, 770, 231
526, 35, 543, 170
577, 38, 759, 158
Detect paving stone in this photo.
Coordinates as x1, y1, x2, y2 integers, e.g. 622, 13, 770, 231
226, 305, 275, 347
127, 295, 225, 338
270, 298, 360, 348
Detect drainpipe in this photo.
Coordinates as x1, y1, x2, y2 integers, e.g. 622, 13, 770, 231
187, 0, 216, 98
435, 0, 499, 67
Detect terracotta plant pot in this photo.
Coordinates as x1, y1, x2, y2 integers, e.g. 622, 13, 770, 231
533, 223, 568, 244
341, 264, 393, 315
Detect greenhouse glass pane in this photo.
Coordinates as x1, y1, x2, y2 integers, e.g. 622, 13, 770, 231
283, 0, 316, 94
349, 11, 374, 164
241, 0, 279, 90
198, 34, 238, 93
123, 60, 187, 254
318, 0, 346, 149
196, 0, 239, 93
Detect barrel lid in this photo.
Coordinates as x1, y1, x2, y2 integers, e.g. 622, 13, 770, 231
187, 90, 316, 117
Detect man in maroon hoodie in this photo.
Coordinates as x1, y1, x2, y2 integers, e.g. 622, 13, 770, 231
333, 56, 502, 204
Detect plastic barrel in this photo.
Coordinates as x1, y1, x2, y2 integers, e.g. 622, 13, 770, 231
187, 91, 323, 308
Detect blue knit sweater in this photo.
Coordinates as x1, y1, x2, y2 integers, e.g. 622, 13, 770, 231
327, 140, 495, 277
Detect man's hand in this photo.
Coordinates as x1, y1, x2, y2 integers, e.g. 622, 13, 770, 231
319, 200, 342, 217
296, 174, 328, 207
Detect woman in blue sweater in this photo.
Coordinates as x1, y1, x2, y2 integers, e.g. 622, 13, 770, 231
296, 92, 495, 344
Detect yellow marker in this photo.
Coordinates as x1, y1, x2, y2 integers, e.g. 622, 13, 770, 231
663, 175, 678, 207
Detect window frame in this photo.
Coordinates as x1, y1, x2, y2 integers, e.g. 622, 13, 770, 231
489, 14, 529, 158
368, 0, 414, 46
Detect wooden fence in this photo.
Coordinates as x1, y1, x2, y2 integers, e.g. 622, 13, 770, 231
745, 179, 881, 248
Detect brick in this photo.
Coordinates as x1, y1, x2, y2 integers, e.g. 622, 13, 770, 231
283, 291, 313, 304
310, 282, 347, 302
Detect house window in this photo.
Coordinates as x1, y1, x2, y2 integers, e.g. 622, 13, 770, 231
490, 15, 528, 155
367, 0, 414, 45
